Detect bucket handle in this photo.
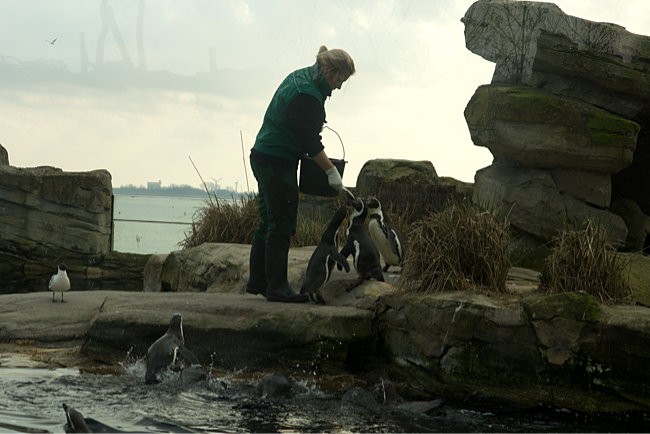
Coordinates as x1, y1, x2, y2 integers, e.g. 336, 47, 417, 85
323, 125, 345, 160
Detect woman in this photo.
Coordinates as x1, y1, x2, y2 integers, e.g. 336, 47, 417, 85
246, 45, 355, 303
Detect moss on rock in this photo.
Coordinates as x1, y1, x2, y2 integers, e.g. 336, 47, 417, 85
523, 292, 601, 323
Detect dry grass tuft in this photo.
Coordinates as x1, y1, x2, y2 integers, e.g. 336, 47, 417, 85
540, 219, 630, 302
180, 194, 330, 249
399, 201, 511, 294
180, 194, 259, 248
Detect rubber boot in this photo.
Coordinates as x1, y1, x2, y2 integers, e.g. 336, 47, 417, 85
265, 234, 309, 303
246, 237, 267, 296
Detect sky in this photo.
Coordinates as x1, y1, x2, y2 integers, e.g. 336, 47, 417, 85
1, 0, 649, 192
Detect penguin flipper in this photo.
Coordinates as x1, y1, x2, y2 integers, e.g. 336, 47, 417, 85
338, 242, 354, 270
330, 250, 350, 272
177, 345, 200, 365
339, 241, 354, 259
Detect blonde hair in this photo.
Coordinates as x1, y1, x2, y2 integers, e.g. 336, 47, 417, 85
316, 45, 355, 77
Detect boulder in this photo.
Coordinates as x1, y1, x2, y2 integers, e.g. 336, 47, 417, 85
0, 144, 8, 166
80, 292, 375, 372
613, 133, 650, 216
149, 243, 398, 310
143, 254, 167, 292
462, 0, 650, 87
158, 242, 250, 293
609, 198, 650, 252
355, 159, 438, 196
464, 85, 639, 174
549, 169, 611, 209
462, 0, 650, 253
0, 147, 147, 293
473, 164, 627, 246
0, 165, 113, 258
380, 290, 650, 412
0, 164, 125, 292
620, 252, 650, 307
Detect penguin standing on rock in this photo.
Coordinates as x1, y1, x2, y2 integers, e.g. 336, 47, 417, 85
301, 204, 351, 304
366, 196, 406, 272
340, 197, 384, 292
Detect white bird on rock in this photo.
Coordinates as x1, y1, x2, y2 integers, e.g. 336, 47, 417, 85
49, 263, 70, 303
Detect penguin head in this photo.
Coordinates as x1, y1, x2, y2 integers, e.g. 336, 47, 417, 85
58, 263, 67, 271
169, 313, 184, 341
365, 196, 383, 215
349, 197, 367, 222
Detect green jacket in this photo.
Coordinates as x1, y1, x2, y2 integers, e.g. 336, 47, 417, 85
254, 64, 331, 161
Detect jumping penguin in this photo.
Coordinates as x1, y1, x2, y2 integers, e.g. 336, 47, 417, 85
145, 313, 201, 384
340, 197, 384, 292
49, 263, 70, 303
300, 204, 351, 304
366, 196, 406, 272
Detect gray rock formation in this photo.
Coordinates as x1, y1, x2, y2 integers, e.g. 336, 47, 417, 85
0, 144, 8, 166
3, 257, 650, 413
0, 147, 147, 292
462, 0, 650, 254
355, 159, 438, 195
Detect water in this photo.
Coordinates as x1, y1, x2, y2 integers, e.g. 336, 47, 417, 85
1, 356, 648, 433
112, 195, 209, 254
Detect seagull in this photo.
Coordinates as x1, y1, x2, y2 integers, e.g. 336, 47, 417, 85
47, 37, 58, 45
49, 263, 70, 303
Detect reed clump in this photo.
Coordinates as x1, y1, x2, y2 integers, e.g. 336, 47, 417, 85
180, 194, 259, 248
180, 194, 329, 248
539, 219, 629, 302
399, 201, 510, 293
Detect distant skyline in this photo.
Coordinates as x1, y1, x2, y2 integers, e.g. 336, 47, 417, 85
2, 0, 649, 191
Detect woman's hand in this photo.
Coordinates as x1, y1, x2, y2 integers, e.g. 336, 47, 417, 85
326, 167, 343, 191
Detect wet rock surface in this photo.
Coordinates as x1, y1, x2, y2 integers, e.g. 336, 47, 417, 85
2, 243, 650, 413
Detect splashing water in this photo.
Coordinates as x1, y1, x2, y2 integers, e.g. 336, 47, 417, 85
0, 353, 646, 433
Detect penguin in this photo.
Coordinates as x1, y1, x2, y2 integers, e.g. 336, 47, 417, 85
62, 403, 91, 433
49, 263, 70, 303
300, 204, 351, 304
365, 196, 406, 272
63, 403, 123, 433
340, 197, 384, 292
145, 313, 201, 384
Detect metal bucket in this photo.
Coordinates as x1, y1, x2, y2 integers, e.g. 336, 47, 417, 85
299, 126, 347, 197
299, 158, 346, 197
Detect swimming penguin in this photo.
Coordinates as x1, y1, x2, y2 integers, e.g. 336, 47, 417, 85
365, 197, 406, 272
145, 313, 201, 384
62, 403, 91, 433
340, 197, 384, 292
300, 204, 351, 304
49, 263, 70, 303
63, 403, 124, 433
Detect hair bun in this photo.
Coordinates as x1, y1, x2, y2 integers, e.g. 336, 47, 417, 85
318, 45, 328, 55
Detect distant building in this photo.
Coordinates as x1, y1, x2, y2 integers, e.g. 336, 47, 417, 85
147, 180, 162, 190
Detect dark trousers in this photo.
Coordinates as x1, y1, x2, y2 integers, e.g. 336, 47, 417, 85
250, 151, 299, 242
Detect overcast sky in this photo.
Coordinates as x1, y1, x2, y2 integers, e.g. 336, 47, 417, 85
1, 0, 649, 191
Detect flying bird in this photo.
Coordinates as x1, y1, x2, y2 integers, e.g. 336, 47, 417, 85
47, 37, 58, 45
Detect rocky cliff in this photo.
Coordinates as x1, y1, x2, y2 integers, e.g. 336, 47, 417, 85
462, 0, 650, 256
0, 144, 147, 293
